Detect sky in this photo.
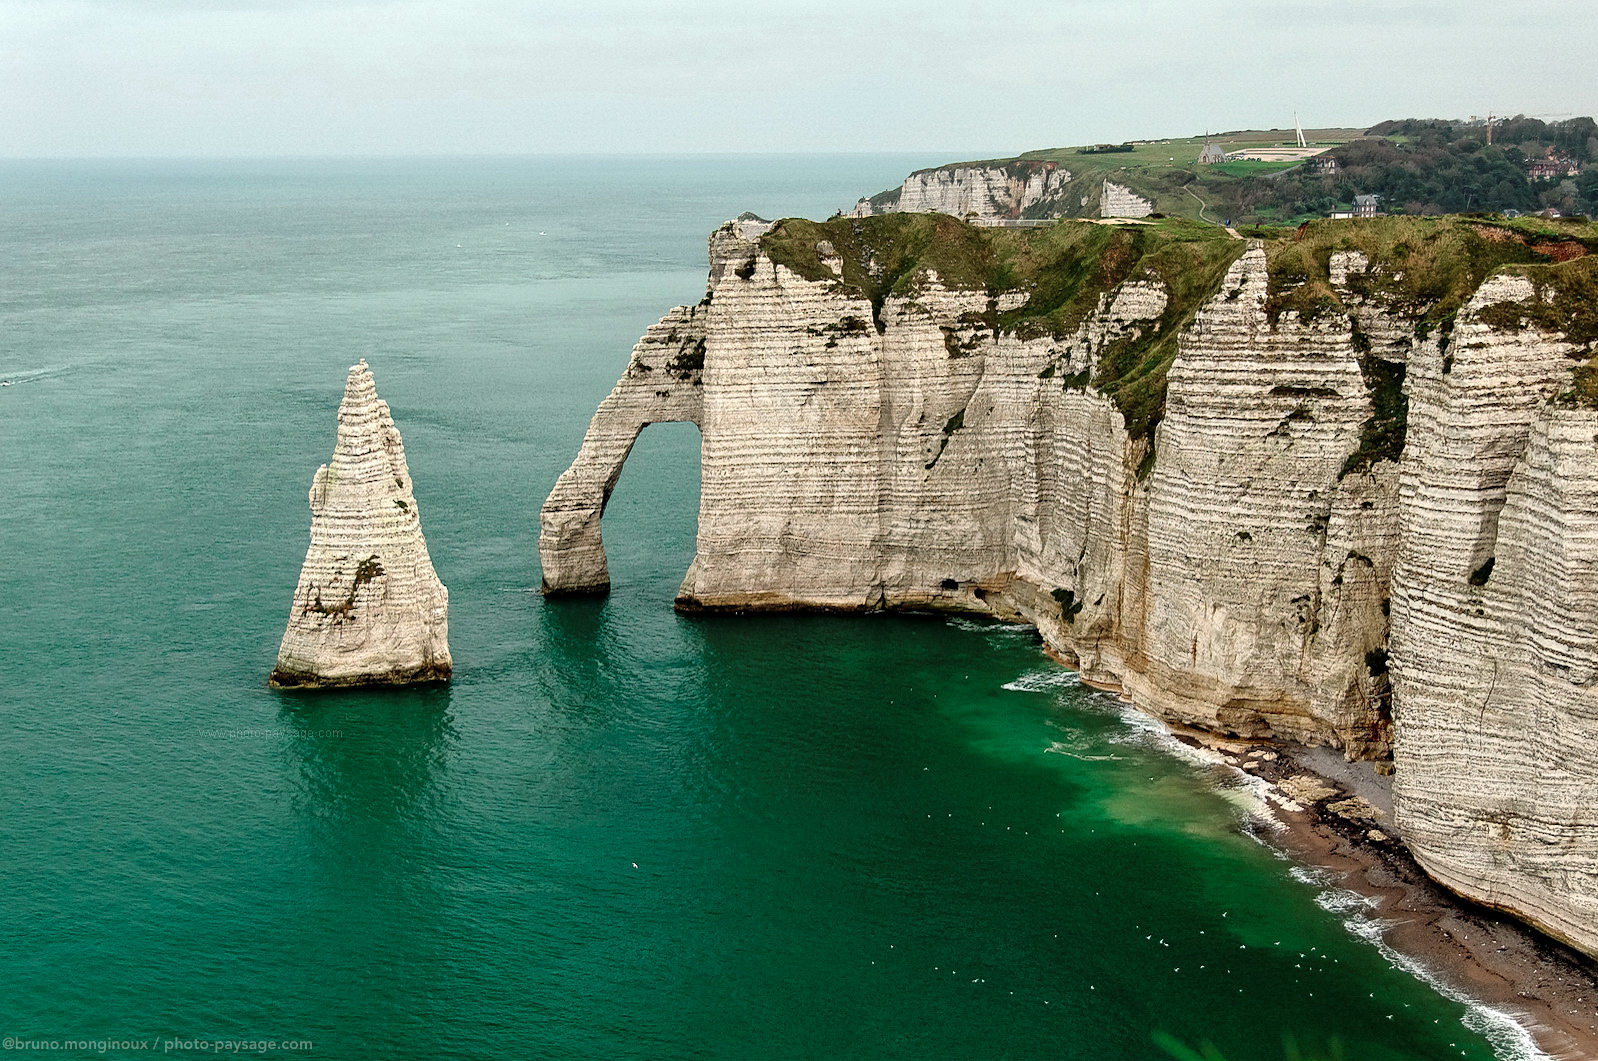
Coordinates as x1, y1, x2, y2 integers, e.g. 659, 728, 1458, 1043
4, 0, 1595, 158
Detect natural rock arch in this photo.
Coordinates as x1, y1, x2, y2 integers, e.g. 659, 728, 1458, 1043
539, 306, 706, 594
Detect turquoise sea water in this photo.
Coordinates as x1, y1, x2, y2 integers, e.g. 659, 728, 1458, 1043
0, 157, 1527, 1060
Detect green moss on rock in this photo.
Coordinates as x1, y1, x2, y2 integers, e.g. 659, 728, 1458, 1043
665, 337, 706, 380
1341, 356, 1408, 476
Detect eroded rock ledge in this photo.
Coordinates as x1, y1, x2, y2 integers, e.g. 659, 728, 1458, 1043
542, 213, 1598, 959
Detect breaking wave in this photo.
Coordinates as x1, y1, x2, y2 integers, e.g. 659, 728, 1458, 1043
1338, 914, 1550, 1061
947, 617, 1037, 638
1042, 728, 1124, 761
1001, 668, 1082, 693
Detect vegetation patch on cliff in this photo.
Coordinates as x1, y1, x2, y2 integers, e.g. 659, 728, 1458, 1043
1258, 216, 1598, 461
1261, 215, 1598, 332
1050, 587, 1084, 622
760, 214, 1244, 440
1095, 232, 1245, 440
1484, 255, 1598, 407
665, 337, 707, 380
1341, 356, 1408, 476
1263, 217, 1558, 470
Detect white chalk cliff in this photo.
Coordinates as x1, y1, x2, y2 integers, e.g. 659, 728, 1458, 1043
853, 161, 1073, 220
1389, 273, 1598, 955
542, 214, 1598, 958
272, 360, 451, 688
1100, 180, 1154, 218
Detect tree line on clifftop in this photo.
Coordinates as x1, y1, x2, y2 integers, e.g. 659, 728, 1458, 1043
1234, 117, 1598, 222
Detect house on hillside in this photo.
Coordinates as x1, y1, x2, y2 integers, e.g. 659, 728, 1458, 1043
1329, 194, 1380, 220
1307, 155, 1341, 174
1528, 149, 1580, 180
1198, 142, 1227, 165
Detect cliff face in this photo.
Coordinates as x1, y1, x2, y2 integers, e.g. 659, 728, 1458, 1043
1389, 266, 1598, 956
1100, 181, 1155, 219
272, 361, 451, 688
855, 164, 1165, 223
1113, 247, 1402, 755
853, 161, 1073, 221
542, 214, 1598, 957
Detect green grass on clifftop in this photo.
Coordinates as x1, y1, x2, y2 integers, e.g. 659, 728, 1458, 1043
1260, 214, 1598, 458
760, 212, 1598, 445
1482, 252, 1598, 408
760, 214, 1245, 440
1262, 215, 1598, 333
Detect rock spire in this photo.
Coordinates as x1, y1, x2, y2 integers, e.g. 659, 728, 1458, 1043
270, 360, 451, 688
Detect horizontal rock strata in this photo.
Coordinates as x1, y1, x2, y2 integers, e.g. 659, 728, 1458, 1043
543, 214, 1598, 958
1389, 272, 1598, 955
1100, 180, 1154, 219
852, 161, 1072, 221
271, 360, 451, 688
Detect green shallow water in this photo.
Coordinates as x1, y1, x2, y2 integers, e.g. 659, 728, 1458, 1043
0, 157, 1529, 1060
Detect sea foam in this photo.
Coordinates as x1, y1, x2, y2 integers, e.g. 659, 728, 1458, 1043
1001, 668, 1082, 693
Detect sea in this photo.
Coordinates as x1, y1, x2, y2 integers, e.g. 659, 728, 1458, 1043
0, 156, 1543, 1060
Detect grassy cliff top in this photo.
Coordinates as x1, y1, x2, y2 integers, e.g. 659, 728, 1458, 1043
1019, 127, 1367, 173
902, 128, 1366, 180
756, 212, 1598, 438
861, 127, 1370, 223
1260, 214, 1598, 414
760, 213, 1238, 334
1259, 214, 1598, 332
759, 214, 1244, 441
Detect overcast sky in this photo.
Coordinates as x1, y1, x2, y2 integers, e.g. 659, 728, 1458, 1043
4, 0, 1594, 158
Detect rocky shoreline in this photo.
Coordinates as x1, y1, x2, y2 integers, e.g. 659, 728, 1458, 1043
1175, 730, 1598, 1061
1048, 641, 1598, 1056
